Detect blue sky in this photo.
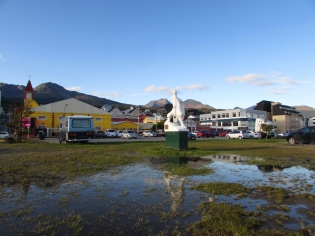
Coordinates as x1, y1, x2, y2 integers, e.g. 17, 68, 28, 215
0, 0, 314, 109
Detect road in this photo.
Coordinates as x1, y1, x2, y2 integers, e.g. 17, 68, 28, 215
44, 136, 226, 144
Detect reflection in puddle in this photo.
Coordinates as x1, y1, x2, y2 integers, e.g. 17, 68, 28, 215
201, 154, 248, 163
1, 155, 315, 234
164, 171, 185, 212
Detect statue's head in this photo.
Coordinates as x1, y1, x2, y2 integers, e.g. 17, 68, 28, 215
172, 90, 177, 95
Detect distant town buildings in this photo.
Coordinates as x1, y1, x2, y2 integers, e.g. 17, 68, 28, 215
0, 80, 314, 134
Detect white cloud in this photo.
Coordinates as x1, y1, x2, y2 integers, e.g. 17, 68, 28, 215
175, 84, 210, 91
280, 77, 311, 85
92, 91, 122, 98
144, 85, 172, 93
66, 86, 82, 91
226, 72, 312, 96
226, 73, 275, 86
267, 86, 291, 95
226, 74, 264, 83
0, 54, 7, 62
144, 84, 210, 93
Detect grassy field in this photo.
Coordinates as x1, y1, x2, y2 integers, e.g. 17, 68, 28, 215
1, 138, 315, 235
1, 138, 314, 181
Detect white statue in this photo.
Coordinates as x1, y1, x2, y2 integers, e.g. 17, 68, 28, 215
164, 90, 188, 131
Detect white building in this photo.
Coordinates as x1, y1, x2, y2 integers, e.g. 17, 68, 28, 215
308, 117, 315, 127
200, 108, 267, 131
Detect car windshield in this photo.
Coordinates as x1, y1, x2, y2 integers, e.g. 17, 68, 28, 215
107, 129, 115, 132
128, 131, 134, 133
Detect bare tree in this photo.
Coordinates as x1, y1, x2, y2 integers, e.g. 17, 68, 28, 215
6, 100, 34, 143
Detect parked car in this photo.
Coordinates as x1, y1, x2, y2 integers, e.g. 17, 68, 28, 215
116, 130, 123, 138
246, 130, 262, 139
105, 129, 117, 138
275, 132, 289, 138
196, 130, 216, 138
156, 129, 165, 137
122, 130, 138, 139
0, 131, 9, 139
188, 131, 196, 140
226, 130, 249, 139
143, 130, 157, 137
219, 131, 229, 137
191, 131, 198, 137
95, 131, 106, 138
286, 126, 315, 145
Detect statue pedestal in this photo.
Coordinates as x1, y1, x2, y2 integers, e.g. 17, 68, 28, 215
165, 131, 188, 150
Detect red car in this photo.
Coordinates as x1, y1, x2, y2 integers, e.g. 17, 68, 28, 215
196, 130, 216, 138
219, 131, 229, 137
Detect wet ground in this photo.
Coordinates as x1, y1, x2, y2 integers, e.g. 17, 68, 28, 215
1, 154, 315, 235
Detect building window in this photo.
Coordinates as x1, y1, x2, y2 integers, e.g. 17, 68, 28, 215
26, 93, 32, 99
217, 114, 221, 118
240, 121, 246, 126
212, 114, 216, 118
212, 122, 216, 126
226, 113, 229, 118
232, 112, 236, 117
233, 121, 238, 126
95, 118, 102, 122
222, 121, 231, 127
222, 113, 225, 118
38, 116, 46, 120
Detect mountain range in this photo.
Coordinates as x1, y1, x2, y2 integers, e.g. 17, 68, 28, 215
0, 82, 213, 109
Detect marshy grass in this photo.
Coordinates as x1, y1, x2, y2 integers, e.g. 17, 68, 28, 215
191, 182, 252, 196
159, 162, 212, 176
257, 186, 289, 203
186, 202, 260, 235
294, 193, 315, 201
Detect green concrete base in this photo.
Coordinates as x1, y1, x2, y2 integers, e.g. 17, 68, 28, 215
165, 131, 188, 150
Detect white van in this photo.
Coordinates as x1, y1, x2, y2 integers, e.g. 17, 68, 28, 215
59, 116, 94, 143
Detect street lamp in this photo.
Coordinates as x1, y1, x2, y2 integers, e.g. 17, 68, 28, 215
63, 104, 68, 117
137, 107, 139, 135
153, 113, 157, 131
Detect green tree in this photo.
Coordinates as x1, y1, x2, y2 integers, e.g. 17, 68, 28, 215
6, 100, 34, 143
261, 124, 274, 140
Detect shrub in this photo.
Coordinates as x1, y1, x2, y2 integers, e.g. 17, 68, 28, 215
4, 137, 15, 143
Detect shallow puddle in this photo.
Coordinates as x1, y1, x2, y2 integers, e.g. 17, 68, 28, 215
1, 154, 315, 235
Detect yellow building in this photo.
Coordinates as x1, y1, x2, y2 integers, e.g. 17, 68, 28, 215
24, 80, 112, 135
111, 121, 139, 133
142, 115, 165, 124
